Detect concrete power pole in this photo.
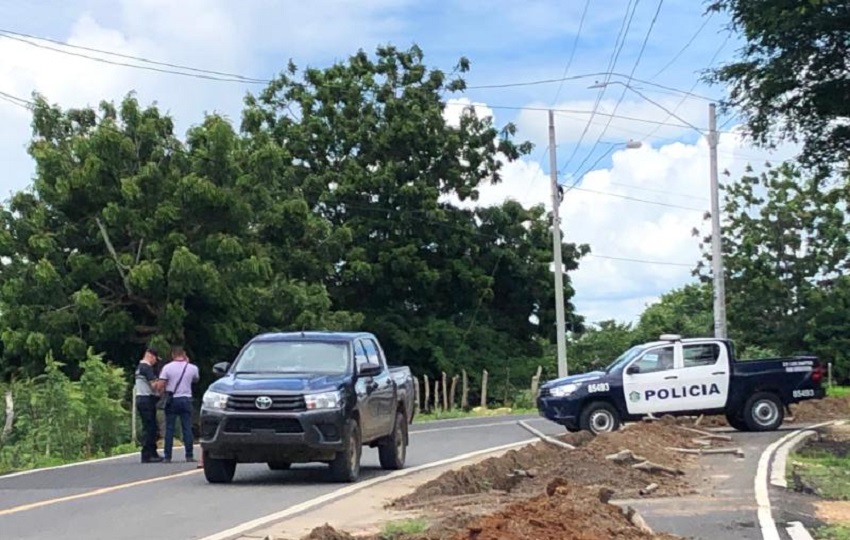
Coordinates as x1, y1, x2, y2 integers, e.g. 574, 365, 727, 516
708, 103, 727, 339
548, 110, 568, 377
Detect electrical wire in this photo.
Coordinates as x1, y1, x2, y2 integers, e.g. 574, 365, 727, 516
649, 13, 713, 79
550, 0, 591, 105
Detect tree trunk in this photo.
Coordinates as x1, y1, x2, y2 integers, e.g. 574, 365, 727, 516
449, 375, 458, 410
480, 370, 488, 409
424, 375, 430, 414
1, 389, 14, 444
441, 372, 448, 411
461, 370, 469, 410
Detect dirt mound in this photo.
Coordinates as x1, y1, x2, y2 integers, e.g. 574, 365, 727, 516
300, 524, 355, 540
790, 395, 850, 423
393, 422, 706, 510
449, 480, 681, 540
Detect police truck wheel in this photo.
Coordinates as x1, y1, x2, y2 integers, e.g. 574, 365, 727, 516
203, 451, 236, 484
579, 402, 621, 434
724, 411, 749, 431
378, 411, 407, 470
330, 419, 361, 482
743, 392, 784, 431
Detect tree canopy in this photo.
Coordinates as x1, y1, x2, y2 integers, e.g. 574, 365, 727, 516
706, 0, 850, 168
0, 44, 587, 384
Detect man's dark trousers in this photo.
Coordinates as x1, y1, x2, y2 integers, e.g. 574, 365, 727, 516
135, 395, 160, 461
164, 397, 194, 461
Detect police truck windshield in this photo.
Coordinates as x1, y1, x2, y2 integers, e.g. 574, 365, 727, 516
604, 345, 645, 373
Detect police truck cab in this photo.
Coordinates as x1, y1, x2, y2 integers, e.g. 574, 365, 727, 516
536, 335, 826, 434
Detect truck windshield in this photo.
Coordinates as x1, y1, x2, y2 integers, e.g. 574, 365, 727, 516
233, 341, 350, 374
604, 345, 645, 373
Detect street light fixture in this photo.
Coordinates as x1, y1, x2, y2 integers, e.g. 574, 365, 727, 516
587, 80, 727, 339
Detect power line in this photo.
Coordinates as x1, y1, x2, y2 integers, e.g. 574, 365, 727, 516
0, 30, 270, 84
586, 253, 694, 267
566, 185, 705, 212
650, 14, 713, 79
551, 0, 591, 105
571, 0, 665, 178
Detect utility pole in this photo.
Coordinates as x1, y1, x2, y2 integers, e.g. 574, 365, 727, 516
708, 103, 727, 339
548, 110, 568, 377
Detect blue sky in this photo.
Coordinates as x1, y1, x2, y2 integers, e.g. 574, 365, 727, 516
0, 0, 794, 327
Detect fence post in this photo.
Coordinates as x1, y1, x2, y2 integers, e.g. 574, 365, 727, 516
480, 369, 488, 409
829, 362, 833, 388
413, 376, 421, 414
441, 372, 448, 411
449, 375, 458, 410
530, 365, 542, 401
131, 386, 137, 445
424, 375, 430, 414
461, 370, 469, 410
434, 379, 440, 412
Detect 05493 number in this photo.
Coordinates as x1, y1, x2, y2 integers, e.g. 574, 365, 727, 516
792, 389, 815, 398
587, 383, 610, 393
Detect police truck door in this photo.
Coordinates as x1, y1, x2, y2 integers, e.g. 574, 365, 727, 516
622, 343, 681, 416
671, 341, 729, 412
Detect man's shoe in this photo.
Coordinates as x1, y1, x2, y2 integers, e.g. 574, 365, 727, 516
186, 457, 196, 462
142, 456, 163, 463
162, 457, 172, 463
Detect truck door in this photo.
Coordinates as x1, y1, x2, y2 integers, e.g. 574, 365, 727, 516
622, 344, 682, 415
353, 340, 377, 441
673, 341, 729, 411
361, 337, 394, 436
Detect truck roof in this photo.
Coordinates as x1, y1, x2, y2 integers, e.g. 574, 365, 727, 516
251, 331, 375, 343
641, 336, 733, 348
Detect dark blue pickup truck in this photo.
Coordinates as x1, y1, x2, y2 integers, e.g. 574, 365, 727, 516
199, 331, 414, 483
537, 335, 826, 434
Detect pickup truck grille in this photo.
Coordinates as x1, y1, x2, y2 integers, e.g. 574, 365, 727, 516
223, 417, 303, 434
226, 394, 306, 412
538, 387, 551, 398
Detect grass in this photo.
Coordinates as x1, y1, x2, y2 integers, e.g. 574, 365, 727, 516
828, 386, 850, 398
380, 518, 429, 538
413, 406, 536, 423
816, 524, 850, 540
789, 448, 850, 500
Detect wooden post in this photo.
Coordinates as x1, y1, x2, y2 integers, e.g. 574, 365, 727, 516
449, 375, 458, 410
504, 367, 510, 407
480, 369, 489, 409
434, 379, 440, 412
461, 370, 469, 410
441, 372, 448, 411
530, 365, 543, 401
424, 375, 430, 413
413, 376, 421, 414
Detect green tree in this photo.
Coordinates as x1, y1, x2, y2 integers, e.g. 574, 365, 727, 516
695, 161, 850, 353
635, 283, 713, 342
0, 94, 347, 378
241, 45, 586, 377
705, 0, 850, 167
567, 320, 637, 374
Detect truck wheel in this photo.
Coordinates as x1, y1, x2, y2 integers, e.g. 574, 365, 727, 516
203, 451, 236, 484
579, 402, 621, 435
743, 392, 784, 431
378, 411, 407, 470
267, 462, 291, 471
724, 411, 749, 431
330, 419, 361, 482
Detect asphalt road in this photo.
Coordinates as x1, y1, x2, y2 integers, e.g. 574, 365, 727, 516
0, 414, 550, 540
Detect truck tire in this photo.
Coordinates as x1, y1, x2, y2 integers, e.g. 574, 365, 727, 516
378, 411, 407, 470
267, 462, 291, 471
579, 401, 621, 435
203, 451, 236, 484
330, 419, 361, 482
725, 410, 749, 431
743, 392, 784, 431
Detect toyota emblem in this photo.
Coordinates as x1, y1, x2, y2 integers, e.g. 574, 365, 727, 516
255, 396, 273, 410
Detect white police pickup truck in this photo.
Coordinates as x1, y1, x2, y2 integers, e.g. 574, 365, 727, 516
537, 335, 826, 434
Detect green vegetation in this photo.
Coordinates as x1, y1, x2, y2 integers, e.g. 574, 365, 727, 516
790, 450, 850, 501
380, 518, 429, 538
828, 387, 850, 399
816, 524, 850, 540
413, 406, 535, 423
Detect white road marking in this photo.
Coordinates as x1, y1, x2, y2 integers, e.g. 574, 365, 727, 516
195, 438, 538, 540
786, 521, 815, 540
755, 421, 837, 540
770, 430, 815, 488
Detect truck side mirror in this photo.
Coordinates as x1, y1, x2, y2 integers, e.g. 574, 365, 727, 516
626, 365, 641, 375
358, 363, 382, 378
213, 362, 230, 377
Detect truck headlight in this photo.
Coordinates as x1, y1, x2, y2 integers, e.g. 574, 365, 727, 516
305, 391, 342, 410
202, 390, 229, 410
549, 383, 580, 397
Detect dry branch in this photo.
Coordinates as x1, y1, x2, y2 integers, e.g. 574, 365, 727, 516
667, 447, 745, 457
605, 449, 647, 463
95, 217, 132, 295
632, 460, 684, 476
672, 425, 733, 441
517, 420, 575, 450
639, 482, 659, 496
622, 506, 654, 534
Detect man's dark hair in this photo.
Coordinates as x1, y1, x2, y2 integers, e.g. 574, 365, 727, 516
171, 344, 185, 357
